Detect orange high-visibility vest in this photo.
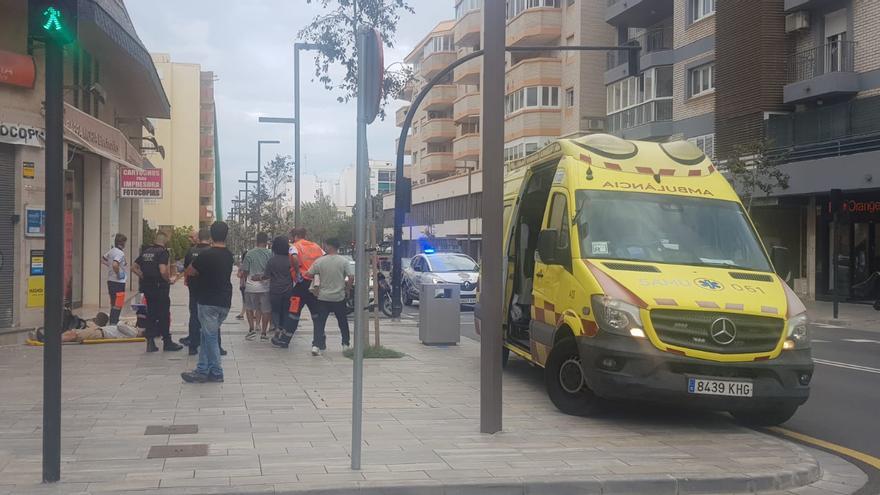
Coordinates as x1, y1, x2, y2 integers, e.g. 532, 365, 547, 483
290, 239, 324, 281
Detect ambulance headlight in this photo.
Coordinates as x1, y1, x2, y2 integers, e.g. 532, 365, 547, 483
591, 295, 644, 337
784, 313, 810, 350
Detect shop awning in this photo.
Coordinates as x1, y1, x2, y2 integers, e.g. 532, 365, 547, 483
63, 103, 143, 171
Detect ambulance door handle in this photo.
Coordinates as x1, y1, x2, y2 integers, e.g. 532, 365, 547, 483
535, 271, 544, 278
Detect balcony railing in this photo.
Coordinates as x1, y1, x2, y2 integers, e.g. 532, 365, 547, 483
606, 27, 673, 70
607, 98, 672, 132
766, 95, 880, 162
787, 41, 856, 83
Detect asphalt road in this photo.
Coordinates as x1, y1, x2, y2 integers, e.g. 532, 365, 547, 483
782, 324, 880, 459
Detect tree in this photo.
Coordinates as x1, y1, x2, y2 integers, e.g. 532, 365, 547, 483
299, 0, 415, 119
300, 191, 344, 245
722, 139, 790, 212
259, 154, 294, 237
168, 226, 194, 262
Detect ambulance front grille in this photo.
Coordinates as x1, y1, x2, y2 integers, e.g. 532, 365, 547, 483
650, 310, 784, 354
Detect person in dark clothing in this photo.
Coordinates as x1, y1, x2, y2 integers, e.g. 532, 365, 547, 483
179, 229, 226, 356
271, 228, 323, 349
133, 232, 183, 353
182, 222, 235, 383
264, 236, 295, 346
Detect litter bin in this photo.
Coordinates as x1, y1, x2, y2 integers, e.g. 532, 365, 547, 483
419, 283, 461, 345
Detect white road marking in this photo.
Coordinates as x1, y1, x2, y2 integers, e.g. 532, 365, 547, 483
812, 323, 844, 329
842, 338, 880, 344
813, 358, 880, 374
811, 339, 831, 343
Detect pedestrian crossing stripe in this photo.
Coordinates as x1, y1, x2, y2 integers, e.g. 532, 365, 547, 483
842, 338, 880, 344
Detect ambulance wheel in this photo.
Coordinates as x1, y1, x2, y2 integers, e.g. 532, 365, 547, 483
730, 405, 799, 426
545, 338, 600, 417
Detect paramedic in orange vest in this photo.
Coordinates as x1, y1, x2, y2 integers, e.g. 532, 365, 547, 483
271, 227, 324, 349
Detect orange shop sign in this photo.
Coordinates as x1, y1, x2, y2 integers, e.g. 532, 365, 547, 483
0, 50, 36, 89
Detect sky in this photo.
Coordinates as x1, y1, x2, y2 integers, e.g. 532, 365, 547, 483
125, 0, 452, 215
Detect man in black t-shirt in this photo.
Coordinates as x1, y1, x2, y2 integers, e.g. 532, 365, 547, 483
182, 222, 235, 383
180, 228, 226, 355
133, 233, 182, 353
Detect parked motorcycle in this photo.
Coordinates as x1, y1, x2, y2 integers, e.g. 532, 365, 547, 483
345, 272, 393, 318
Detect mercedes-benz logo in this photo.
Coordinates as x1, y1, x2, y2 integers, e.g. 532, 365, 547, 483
710, 317, 737, 345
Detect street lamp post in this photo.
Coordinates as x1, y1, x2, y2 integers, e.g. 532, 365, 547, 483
256, 140, 280, 233
294, 42, 320, 228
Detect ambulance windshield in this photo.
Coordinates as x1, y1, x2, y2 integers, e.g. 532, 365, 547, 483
575, 191, 772, 272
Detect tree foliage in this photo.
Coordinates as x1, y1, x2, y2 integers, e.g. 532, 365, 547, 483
298, 0, 415, 119
722, 139, 790, 212
301, 191, 345, 246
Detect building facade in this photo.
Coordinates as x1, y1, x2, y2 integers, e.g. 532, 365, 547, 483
144, 55, 217, 230
0, 0, 169, 343
337, 160, 396, 214
388, 0, 613, 257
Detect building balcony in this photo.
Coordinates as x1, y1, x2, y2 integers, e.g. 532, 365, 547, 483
454, 8, 482, 47
423, 85, 457, 111
396, 105, 410, 127
765, 95, 880, 162
422, 51, 457, 79
421, 118, 457, 143
454, 92, 481, 123
506, 8, 562, 47
395, 135, 413, 155
606, 0, 673, 27
199, 181, 214, 197
784, 41, 859, 104
605, 26, 674, 83
504, 109, 562, 142
199, 206, 215, 221
454, 133, 481, 161
784, 0, 843, 12
453, 54, 481, 85
506, 57, 562, 93
199, 157, 214, 174
419, 152, 456, 177
607, 98, 673, 140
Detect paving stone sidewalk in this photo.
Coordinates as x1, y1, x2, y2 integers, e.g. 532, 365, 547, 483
0, 284, 862, 494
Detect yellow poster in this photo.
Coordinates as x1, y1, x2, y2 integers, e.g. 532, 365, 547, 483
27, 276, 44, 308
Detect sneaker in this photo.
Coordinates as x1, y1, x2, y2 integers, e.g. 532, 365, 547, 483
235, 314, 245, 320
271, 337, 289, 349
245, 330, 258, 341
311, 346, 321, 356
219, 347, 228, 356
146, 339, 159, 353
188, 346, 198, 356
163, 341, 183, 352
342, 344, 351, 352
181, 371, 208, 383
179, 336, 191, 347
207, 374, 224, 383
260, 333, 269, 341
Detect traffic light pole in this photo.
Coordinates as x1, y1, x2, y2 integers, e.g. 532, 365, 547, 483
390, 44, 639, 319
42, 38, 64, 484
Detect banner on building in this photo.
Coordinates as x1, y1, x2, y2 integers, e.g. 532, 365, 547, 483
119, 168, 163, 199
0, 121, 44, 147
30, 249, 44, 276
24, 206, 45, 237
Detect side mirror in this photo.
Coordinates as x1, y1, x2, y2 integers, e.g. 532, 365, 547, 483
771, 246, 790, 279
537, 230, 559, 265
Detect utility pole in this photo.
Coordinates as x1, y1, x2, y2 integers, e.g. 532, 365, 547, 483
31, 0, 77, 482
480, 0, 505, 435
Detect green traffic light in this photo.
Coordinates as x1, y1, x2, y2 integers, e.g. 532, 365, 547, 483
41, 6, 64, 32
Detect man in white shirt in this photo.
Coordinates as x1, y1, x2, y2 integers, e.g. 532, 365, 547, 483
102, 233, 128, 324
241, 232, 273, 340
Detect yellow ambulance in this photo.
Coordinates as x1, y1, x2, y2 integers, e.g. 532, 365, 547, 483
490, 134, 812, 425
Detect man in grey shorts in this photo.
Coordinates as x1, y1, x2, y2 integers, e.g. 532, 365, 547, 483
240, 232, 273, 340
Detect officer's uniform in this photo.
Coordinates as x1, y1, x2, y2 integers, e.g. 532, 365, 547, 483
136, 244, 173, 349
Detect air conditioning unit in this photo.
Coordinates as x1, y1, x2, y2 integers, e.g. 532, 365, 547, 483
785, 11, 810, 33
582, 117, 606, 132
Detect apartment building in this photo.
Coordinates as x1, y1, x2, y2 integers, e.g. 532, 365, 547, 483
144, 55, 218, 230
388, 0, 613, 257
605, 0, 717, 157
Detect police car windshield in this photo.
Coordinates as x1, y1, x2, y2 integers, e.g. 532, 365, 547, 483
427, 254, 478, 272
575, 191, 772, 272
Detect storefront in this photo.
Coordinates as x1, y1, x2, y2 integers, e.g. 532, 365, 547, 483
816, 191, 880, 302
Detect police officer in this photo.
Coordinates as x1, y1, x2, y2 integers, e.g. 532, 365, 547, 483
133, 232, 183, 352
